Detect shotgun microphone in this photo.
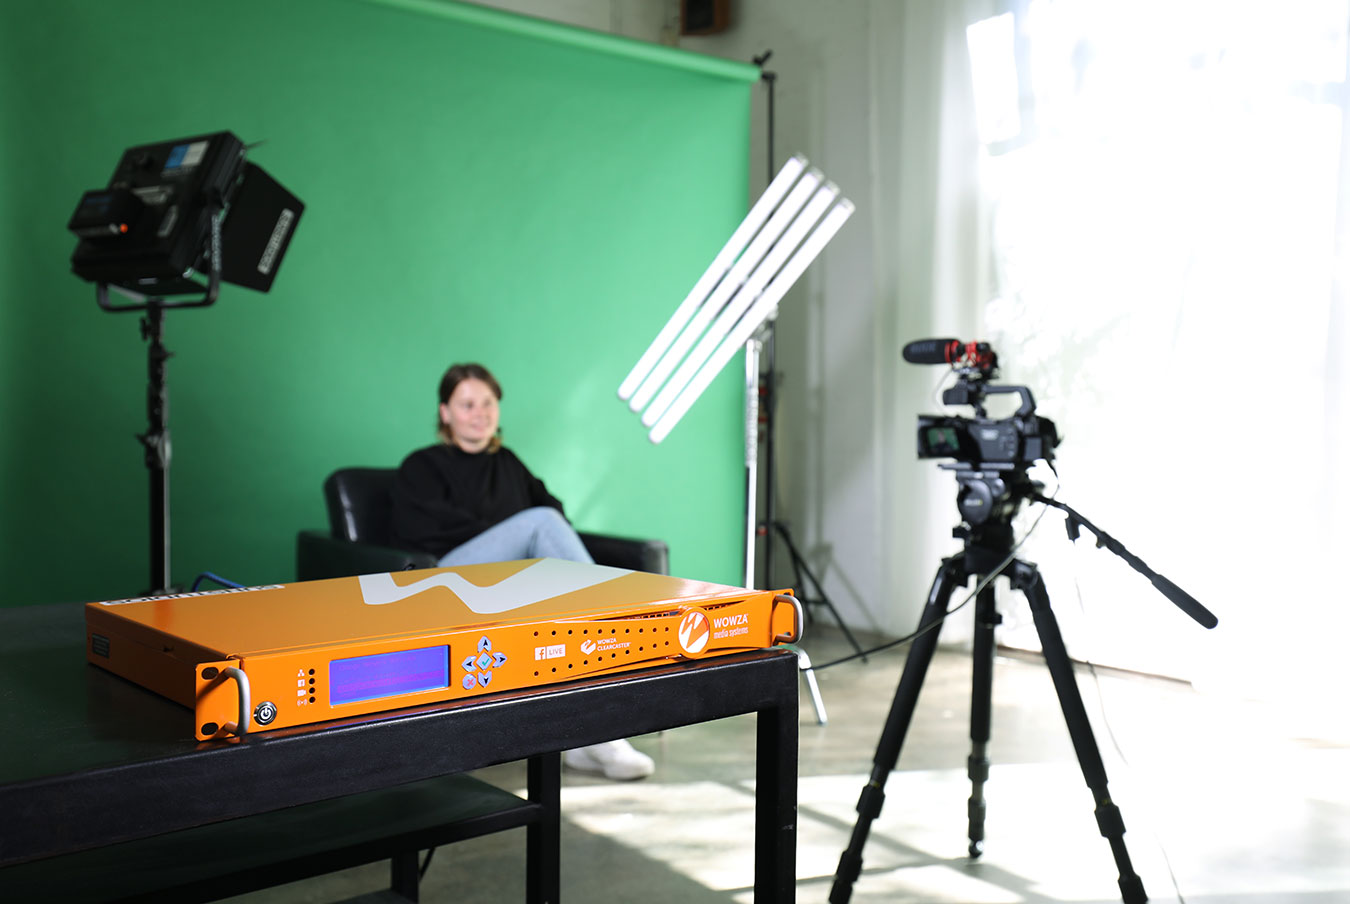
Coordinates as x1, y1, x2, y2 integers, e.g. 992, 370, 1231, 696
902, 338, 962, 364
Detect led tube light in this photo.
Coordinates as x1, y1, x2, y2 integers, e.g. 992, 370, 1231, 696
618, 155, 808, 403
641, 183, 840, 428
620, 155, 852, 444
628, 168, 823, 413
648, 200, 855, 444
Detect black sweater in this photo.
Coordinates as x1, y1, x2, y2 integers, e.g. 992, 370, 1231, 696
389, 444, 565, 557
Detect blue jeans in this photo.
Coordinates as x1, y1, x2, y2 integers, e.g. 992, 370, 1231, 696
436, 507, 594, 567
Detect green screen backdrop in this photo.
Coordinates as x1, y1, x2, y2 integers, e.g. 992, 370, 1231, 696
0, 0, 756, 606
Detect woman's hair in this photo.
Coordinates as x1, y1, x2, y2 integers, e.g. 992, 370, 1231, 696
436, 362, 503, 451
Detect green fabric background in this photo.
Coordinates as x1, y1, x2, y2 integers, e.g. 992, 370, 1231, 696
0, 0, 754, 605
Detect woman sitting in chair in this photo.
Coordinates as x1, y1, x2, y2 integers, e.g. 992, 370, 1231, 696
390, 362, 654, 781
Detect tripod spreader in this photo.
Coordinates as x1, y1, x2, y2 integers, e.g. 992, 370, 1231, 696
1033, 494, 1218, 629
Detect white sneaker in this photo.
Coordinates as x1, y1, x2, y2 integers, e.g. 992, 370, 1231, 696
563, 739, 655, 780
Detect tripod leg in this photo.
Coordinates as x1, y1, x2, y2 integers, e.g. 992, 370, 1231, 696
773, 521, 869, 660
830, 555, 966, 904
967, 582, 1000, 858
1013, 561, 1148, 904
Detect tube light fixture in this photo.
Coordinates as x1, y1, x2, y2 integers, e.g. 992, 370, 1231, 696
618, 154, 808, 405
628, 167, 823, 414
648, 199, 854, 444
642, 182, 840, 429
620, 156, 853, 443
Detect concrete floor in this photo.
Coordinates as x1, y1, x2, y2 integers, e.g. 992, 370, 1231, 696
225, 623, 1350, 903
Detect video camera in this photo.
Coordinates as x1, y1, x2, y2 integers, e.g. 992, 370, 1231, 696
904, 338, 1059, 526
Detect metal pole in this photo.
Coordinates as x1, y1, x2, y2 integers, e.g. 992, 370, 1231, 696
744, 336, 763, 588
141, 302, 172, 594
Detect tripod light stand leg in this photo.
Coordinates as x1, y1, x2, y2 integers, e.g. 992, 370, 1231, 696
773, 521, 868, 660
967, 583, 1000, 858
1014, 561, 1148, 904
784, 644, 828, 725
830, 555, 965, 904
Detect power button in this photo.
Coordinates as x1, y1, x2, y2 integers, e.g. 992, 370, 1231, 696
254, 701, 278, 725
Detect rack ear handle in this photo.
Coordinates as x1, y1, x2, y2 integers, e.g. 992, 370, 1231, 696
220, 667, 251, 736
773, 593, 804, 644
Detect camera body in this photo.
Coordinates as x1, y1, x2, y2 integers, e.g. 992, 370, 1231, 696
914, 367, 1059, 527
917, 409, 1058, 467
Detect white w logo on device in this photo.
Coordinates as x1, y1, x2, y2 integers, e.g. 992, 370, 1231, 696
358, 559, 630, 614
678, 610, 710, 654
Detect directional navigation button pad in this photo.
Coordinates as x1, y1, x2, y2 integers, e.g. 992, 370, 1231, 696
462, 635, 505, 691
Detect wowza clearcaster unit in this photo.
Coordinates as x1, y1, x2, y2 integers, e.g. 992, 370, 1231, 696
85, 558, 801, 740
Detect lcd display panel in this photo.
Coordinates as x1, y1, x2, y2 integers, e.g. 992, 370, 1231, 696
330, 645, 450, 705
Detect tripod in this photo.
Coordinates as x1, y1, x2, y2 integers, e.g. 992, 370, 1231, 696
830, 496, 1217, 904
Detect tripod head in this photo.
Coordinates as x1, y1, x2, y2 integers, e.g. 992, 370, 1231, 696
940, 461, 1039, 554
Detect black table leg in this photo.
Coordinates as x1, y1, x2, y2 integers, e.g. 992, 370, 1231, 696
527, 752, 561, 904
390, 849, 420, 901
756, 690, 798, 901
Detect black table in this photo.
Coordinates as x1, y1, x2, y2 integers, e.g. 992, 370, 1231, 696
0, 602, 799, 901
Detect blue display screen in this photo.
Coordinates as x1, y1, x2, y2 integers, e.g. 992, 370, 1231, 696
329, 645, 450, 706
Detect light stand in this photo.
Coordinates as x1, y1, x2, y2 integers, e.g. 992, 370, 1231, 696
750, 53, 866, 660
94, 211, 224, 595
69, 131, 303, 595
616, 74, 854, 728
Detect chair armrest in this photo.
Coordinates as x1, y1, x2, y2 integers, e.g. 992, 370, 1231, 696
296, 530, 437, 581
578, 532, 669, 575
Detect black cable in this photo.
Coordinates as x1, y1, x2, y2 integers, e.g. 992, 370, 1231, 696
190, 571, 243, 591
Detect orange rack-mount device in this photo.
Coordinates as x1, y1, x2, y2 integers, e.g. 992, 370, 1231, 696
85, 558, 801, 740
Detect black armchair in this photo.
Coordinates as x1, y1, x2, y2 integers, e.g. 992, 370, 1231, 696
296, 467, 669, 581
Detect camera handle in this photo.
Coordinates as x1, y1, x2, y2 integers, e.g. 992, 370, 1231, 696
942, 381, 1036, 418
981, 384, 1035, 417
1033, 493, 1218, 629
